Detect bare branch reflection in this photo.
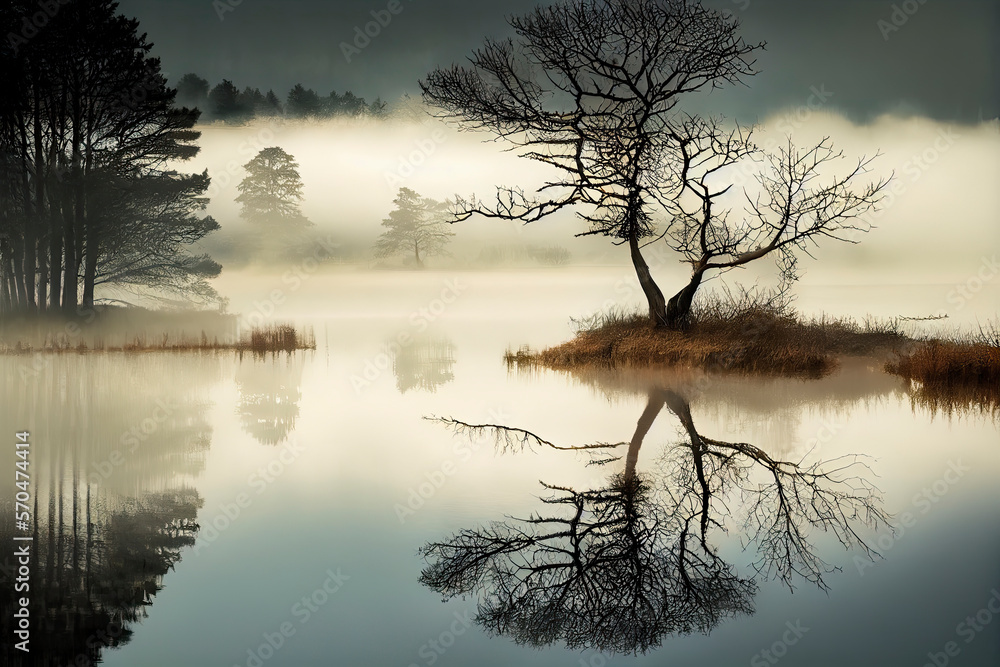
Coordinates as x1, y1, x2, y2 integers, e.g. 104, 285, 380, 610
420, 386, 888, 654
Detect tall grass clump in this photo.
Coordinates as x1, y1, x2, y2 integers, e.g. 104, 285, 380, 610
886, 321, 1000, 412
238, 324, 316, 354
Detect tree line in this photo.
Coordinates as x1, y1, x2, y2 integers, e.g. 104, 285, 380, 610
1, 0, 220, 315
174, 74, 390, 123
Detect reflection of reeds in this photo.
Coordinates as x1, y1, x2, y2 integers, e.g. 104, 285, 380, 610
886, 332, 1000, 415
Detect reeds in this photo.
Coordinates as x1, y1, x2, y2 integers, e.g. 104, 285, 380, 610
0, 323, 315, 355
885, 321, 1000, 412
238, 324, 315, 354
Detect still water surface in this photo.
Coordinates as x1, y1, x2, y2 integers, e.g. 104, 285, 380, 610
2, 269, 998, 666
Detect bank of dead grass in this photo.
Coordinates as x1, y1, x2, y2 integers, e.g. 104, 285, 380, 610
509, 301, 909, 379
885, 324, 1000, 413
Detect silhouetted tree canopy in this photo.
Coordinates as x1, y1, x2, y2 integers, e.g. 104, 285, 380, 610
287, 84, 323, 118
173, 73, 389, 123
421, 0, 888, 327
0, 0, 221, 312
208, 79, 249, 122
176, 73, 210, 109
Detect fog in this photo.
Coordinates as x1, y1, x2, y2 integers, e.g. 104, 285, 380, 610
187, 108, 1000, 287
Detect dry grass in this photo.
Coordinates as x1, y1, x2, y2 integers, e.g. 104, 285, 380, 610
508, 299, 910, 379
238, 324, 314, 354
0, 318, 315, 355
885, 323, 1000, 413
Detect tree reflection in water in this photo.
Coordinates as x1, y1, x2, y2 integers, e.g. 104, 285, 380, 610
420, 385, 889, 654
236, 353, 305, 445
391, 334, 456, 394
0, 354, 217, 665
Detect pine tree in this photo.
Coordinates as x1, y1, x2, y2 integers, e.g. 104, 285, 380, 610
236, 147, 310, 230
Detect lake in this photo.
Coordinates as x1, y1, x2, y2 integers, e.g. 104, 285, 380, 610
2, 268, 998, 667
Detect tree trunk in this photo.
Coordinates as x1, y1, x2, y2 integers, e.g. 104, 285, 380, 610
33, 69, 46, 312
665, 268, 706, 329
82, 222, 98, 308
63, 92, 82, 312
49, 219, 62, 309
628, 232, 668, 327
1, 253, 13, 313
11, 238, 28, 310
62, 200, 78, 310
414, 241, 423, 269
36, 243, 47, 310
18, 118, 36, 313
624, 390, 666, 483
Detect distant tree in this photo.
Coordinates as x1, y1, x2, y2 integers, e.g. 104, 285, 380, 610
175, 73, 209, 110
236, 147, 310, 231
207, 79, 249, 121
262, 90, 284, 116
286, 84, 322, 118
421, 0, 887, 328
237, 86, 267, 115
368, 97, 389, 117
373, 188, 454, 268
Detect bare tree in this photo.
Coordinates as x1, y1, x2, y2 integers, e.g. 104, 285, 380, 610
662, 118, 889, 324
421, 0, 887, 327
373, 187, 454, 268
421, 388, 888, 653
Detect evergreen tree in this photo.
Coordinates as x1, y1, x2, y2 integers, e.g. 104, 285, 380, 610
0, 0, 220, 311
236, 147, 310, 230
286, 84, 321, 118
263, 90, 284, 116
175, 73, 209, 110
207, 79, 248, 121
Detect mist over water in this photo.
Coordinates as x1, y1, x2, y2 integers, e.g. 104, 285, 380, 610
3, 1, 998, 665
188, 109, 1000, 288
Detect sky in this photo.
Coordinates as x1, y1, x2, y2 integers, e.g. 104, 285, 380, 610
117, 0, 1000, 124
